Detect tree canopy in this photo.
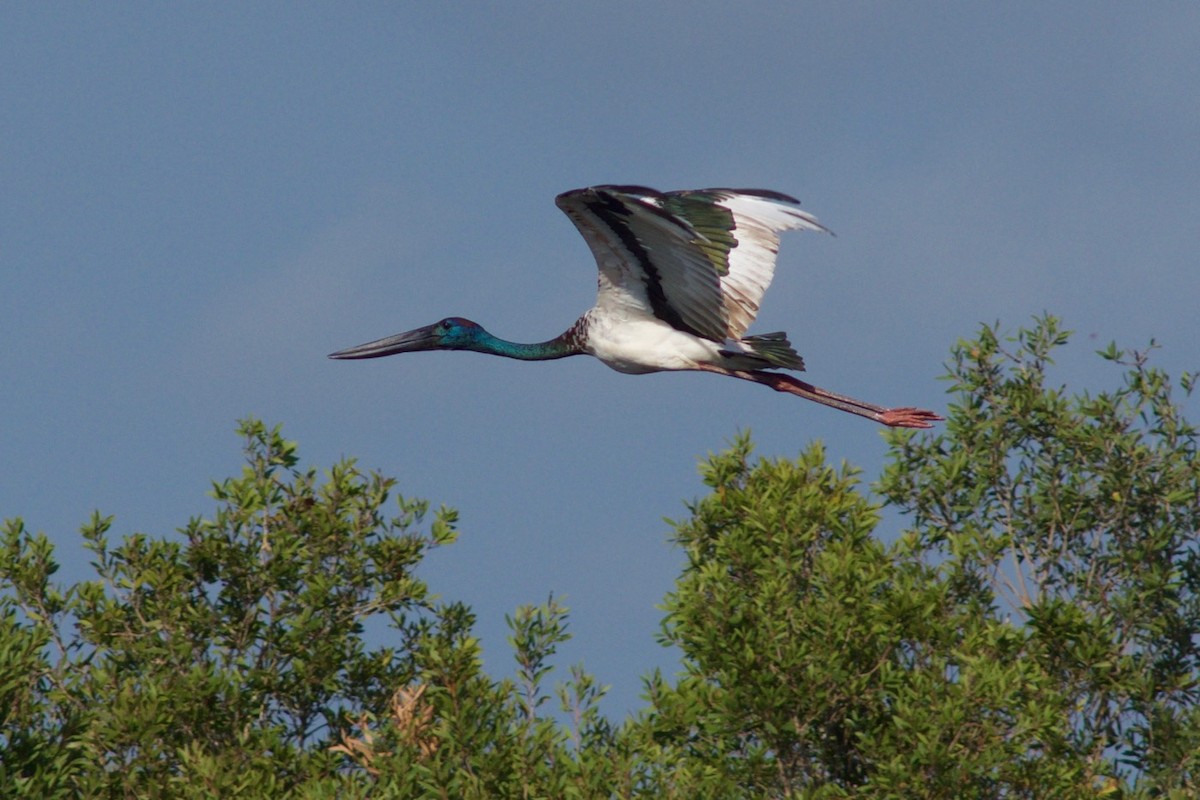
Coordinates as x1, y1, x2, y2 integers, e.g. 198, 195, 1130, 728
3, 315, 1197, 798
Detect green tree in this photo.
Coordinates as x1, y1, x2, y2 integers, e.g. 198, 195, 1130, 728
624, 315, 1198, 798
0, 420, 614, 798
881, 316, 1200, 794
627, 437, 1083, 798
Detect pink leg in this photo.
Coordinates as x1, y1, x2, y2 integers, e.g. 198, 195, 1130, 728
694, 365, 943, 429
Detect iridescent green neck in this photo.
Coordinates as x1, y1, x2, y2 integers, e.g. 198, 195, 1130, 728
470, 327, 583, 361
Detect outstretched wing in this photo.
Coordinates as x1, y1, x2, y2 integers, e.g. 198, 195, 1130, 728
555, 185, 726, 341
660, 188, 829, 339
555, 185, 828, 342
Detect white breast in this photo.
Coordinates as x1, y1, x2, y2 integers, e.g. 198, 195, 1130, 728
581, 309, 724, 374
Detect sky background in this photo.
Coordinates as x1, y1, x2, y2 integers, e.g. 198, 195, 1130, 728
4, 4, 1198, 719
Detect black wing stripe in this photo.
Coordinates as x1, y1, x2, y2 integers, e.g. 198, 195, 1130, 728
582, 193, 709, 340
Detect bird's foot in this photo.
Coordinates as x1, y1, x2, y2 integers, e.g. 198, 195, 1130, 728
877, 407, 944, 429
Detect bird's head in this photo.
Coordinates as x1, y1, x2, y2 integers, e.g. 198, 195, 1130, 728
328, 317, 490, 359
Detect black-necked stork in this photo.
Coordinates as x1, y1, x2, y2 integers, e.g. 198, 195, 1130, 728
330, 185, 941, 428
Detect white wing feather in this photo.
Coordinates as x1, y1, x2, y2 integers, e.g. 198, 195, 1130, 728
698, 190, 828, 338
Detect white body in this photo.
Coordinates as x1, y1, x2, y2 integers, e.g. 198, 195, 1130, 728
581, 308, 738, 373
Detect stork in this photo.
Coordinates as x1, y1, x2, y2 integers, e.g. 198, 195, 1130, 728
329, 185, 941, 428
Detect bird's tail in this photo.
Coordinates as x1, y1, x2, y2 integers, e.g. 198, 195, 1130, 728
732, 332, 806, 371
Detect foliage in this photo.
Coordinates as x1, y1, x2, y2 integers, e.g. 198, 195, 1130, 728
625, 316, 1197, 798
2, 316, 1197, 798
629, 438, 1080, 798
880, 315, 1200, 796
0, 421, 613, 798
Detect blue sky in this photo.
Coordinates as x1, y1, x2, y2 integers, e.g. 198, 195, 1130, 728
4, 4, 1198, 718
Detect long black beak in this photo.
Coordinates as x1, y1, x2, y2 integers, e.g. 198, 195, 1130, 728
328, 324, 440, 360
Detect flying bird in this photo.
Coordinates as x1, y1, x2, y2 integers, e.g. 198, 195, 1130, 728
330, 185, 941, 428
